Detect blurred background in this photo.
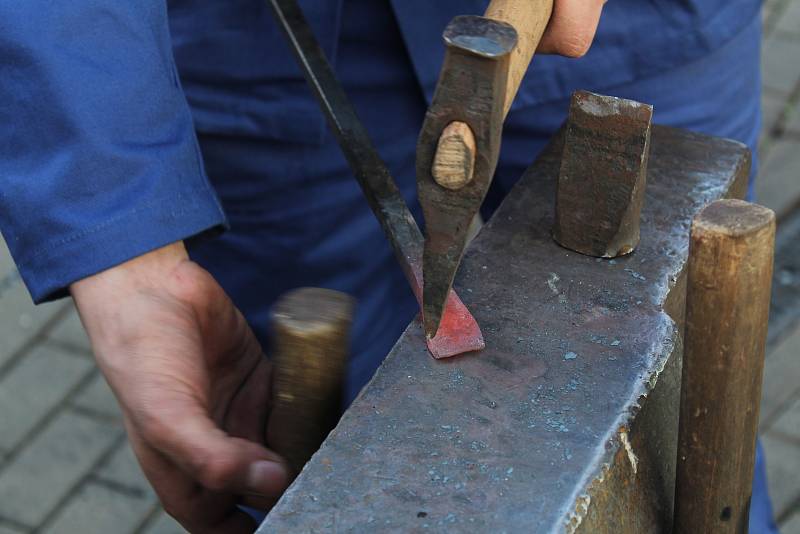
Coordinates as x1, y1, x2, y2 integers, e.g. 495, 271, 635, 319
0, 3, 799, 533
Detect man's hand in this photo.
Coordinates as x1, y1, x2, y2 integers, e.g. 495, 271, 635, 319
538, 0, 607, 58
71, 242, 289, 533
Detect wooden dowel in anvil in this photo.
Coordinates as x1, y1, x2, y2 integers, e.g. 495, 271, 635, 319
553, 90, 653, 258
674, 199, 775, 534
267, 287, 354, 476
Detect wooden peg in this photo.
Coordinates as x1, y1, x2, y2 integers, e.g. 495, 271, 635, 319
674, 199, 775, 533
267, 287, 354, 475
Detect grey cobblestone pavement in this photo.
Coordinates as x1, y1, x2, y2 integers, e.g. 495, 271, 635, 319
1, 4, 799, 533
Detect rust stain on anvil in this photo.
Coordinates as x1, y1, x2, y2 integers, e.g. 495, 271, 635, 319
260, 126, 749, 533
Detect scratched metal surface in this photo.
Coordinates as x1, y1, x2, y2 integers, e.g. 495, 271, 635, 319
260, 126, 749, 533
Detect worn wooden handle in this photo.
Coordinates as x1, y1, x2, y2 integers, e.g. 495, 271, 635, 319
266, 287, 354, 475
674, 200, 775, 533
485, 0, 554, 118
431, 0, 553, 190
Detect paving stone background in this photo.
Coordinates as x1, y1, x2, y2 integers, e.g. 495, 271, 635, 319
760, 1, 800, 529
0, 2, 799, 533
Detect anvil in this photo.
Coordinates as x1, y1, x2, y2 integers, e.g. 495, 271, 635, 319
259, 125, 749, 533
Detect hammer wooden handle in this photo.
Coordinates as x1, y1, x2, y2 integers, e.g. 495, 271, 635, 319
431, 0, 553, 190
485, 0, 554, 118
266, 287, 354, 476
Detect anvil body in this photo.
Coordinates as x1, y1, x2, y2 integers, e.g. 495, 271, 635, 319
259, 125, 749, 533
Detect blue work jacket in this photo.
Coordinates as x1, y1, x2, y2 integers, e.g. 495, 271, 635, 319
0, 0, 761, 302
171, 0, 762, 142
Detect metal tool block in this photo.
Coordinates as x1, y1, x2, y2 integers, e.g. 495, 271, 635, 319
554, 90, 653, 258
260, 126, 749, 533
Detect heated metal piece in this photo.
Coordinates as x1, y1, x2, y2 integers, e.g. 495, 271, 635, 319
553, 90, 653, 258
266, 0, 484, 358
417, 15, 517, 339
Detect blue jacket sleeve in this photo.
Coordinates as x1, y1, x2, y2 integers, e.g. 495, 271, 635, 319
0, 2, 227, 303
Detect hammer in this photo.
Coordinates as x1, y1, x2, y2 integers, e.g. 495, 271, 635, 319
417, 0, 554, 338
266, 287, 354, 476
266, 0, 485, 359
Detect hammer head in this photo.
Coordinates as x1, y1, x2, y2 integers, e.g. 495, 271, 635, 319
553, 90, 653, 258
417, 15, 517, 339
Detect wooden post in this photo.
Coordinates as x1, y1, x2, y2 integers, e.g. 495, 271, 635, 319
674, 199, 775, 533
267, 287, 354, 476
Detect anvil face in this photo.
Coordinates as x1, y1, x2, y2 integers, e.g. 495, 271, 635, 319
261, 126, 749, 533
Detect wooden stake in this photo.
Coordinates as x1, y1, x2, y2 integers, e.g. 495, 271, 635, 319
674, 199, 775, 534
267, 287, 354, 476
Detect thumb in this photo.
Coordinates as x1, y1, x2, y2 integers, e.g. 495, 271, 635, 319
538, 0, 606, 58
143, 404, 290, 497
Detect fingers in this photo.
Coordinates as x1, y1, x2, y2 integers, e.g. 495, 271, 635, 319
122, 347, 285, 531
138, 398, 290, 499
127, 425, 260, 534
538, 0, 606, 58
